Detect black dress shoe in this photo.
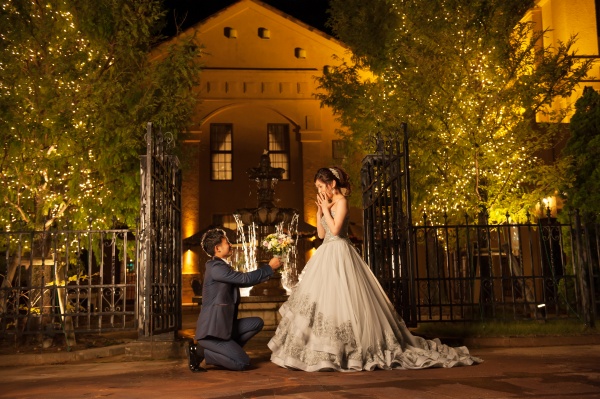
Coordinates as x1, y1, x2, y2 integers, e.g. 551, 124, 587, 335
186, 342, 206, 373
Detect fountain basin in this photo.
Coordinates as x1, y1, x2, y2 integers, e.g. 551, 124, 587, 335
238, 295, 288, 331
191, 295, 288, 331
249, 272, 288, 296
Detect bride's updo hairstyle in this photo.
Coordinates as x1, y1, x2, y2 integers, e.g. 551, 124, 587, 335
314, 166, 352, 196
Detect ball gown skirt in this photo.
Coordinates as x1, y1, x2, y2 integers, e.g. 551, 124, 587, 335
268, 232, 482, 372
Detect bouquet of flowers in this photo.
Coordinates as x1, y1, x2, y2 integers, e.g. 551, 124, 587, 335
262, 232, 293, 257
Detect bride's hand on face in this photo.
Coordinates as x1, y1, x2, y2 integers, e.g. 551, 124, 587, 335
316, 192, 333, 210
315, 194, 323, 216
315, 193, 325, 214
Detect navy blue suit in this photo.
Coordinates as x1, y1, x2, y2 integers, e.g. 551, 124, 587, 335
195, 257, 273, 370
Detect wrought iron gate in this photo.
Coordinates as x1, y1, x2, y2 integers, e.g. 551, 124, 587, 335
360, 124, 417, 326
361, 124, 597, 326
137, 122, 182, 338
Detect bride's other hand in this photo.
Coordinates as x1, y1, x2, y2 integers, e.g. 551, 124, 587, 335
315, 201, 323, 217
318, 192, 334, 210
315, 193, 327, 215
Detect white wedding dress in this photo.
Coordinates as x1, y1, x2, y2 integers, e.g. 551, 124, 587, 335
268, 212, 482, 372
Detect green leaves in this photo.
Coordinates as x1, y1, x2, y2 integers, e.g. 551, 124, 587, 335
320, 0, 592, 222
0, 0, 202, 231
562, 87, 600, 219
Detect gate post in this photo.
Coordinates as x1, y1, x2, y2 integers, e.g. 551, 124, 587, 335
138, 122, 182, 339
574, 210, 595, 327
402, 123, 416, 325
360, 124, 416, 325
137, 123, 152, 338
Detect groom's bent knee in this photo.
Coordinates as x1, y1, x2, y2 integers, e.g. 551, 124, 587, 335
238, 316, 264, 332
256, 317, 264, 330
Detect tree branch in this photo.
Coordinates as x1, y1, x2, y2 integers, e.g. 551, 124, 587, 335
4, 196, 30, 224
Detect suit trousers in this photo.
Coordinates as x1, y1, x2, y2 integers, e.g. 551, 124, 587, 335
198, 317, 264, 371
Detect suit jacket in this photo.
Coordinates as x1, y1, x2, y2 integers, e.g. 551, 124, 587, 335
195, 257, 273, 341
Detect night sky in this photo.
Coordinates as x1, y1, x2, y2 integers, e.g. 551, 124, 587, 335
163, 0, 333, 37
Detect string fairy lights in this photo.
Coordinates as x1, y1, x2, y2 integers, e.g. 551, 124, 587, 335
341, 0, 585, 225
0, 0, 128, 231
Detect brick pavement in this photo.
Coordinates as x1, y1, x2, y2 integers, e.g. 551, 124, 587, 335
1, 307, 600, 398
1, 337, 599, 398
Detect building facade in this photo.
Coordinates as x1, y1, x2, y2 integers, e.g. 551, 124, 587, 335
526, 0, 600, 122
166, 0, 355, 302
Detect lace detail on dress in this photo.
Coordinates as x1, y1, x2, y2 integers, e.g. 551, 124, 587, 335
271, 315, 357, 367
270, 293, 409, 370
321, 210, 350, 244
270, 294, 382, 369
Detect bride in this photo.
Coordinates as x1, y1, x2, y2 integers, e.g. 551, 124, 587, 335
268, 166, 482, 372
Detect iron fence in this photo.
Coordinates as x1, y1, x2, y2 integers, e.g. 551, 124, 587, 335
0, 227, 137, 344
360, 128, 598, 327
411, 211, 599, 324
0, 124, 183, 345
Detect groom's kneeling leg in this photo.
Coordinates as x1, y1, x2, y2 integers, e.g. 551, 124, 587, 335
198, 338, 250, 371
235, 317, 264, 347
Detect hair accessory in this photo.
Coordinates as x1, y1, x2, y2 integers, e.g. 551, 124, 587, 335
329, 168, 341, 180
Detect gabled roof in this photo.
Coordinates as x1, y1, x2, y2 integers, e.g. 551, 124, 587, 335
189, 0, 343, 47
162, 0, 349, 70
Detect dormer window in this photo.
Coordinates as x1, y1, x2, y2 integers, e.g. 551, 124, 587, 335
224, 27, 237, 38
258, 27, 270, 39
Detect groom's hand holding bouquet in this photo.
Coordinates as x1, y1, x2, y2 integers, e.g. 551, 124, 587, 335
262, 233, 293, 269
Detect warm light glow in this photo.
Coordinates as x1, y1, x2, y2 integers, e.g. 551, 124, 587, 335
183, 219, 197, 238
305, 247, 316, 262
183, 249, 197, 274
305, 211, 317, 227
535, 194, 560, 218
542, 197, 551, 211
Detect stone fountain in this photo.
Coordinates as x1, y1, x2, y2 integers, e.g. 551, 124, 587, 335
235, 150, 298, 228
234, 150, 299, 296
231, 151, 300, 328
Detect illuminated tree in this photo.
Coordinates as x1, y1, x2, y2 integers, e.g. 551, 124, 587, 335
0, 0, 202, 231
561, 86, 600, 219
319, 0, 593, 222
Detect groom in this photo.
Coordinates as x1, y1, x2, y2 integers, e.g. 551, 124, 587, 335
187, 228, 282, 372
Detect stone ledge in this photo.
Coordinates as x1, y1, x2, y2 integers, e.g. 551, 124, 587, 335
124, 340, 185, 361
191, 295, 289, 305
463, 334, 600, 348
0, 344, 128, 366
241, 295, 288, 303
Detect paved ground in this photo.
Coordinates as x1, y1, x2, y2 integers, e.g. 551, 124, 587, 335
1, 308, 599, 398
1, 340, 600, 398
